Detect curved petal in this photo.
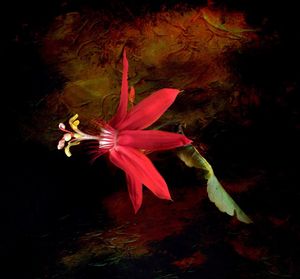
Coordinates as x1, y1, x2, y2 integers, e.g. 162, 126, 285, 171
117, 88, 180, 130
109, 146, 172, 201
109, 49, 129, 127
126, 173, 143, 213
118, 130, 192, 151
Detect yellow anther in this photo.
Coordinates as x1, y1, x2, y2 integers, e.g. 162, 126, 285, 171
64, 141, 80, 157
69, 114, 80, 131
69, 114, 79, 123
64, 146, 72, 157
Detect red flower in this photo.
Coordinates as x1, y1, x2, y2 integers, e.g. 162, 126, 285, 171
58, 50, 191, 212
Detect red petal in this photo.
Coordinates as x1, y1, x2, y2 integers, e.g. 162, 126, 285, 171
118, 130, 192, 151
117, 88, 180, 130
126, 173, 143, 213
109, 49, 129, 127
109, 146, 172, 201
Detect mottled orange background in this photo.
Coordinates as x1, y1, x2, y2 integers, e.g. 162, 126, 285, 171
31, 4, 262, 148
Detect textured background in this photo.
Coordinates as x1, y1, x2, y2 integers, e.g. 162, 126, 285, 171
2, 0, 300, 278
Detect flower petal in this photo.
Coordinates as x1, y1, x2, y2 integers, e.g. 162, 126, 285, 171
109, 146, 172, 201
126, 173, 143, 213
109, 50, 129, 127
117, 88, 180, 130
118, 130, 192, 151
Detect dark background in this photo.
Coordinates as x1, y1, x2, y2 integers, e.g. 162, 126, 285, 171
2, 0, 300, 278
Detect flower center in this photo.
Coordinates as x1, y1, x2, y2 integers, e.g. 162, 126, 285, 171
99, 126, 118, 151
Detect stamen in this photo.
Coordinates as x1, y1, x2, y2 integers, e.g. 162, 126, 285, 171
58, 114, 117, 158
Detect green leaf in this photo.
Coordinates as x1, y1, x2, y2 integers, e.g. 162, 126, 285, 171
207, 174, 253, 224
177, 144, 252, 224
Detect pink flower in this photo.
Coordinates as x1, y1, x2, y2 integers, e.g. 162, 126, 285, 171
58, 50, 192, 212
